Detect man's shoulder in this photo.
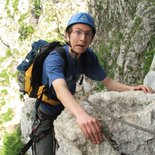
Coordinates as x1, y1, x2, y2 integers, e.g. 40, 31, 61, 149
81, 48, 96, 58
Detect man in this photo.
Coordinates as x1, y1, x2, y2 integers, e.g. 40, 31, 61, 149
33, 12, 154, 155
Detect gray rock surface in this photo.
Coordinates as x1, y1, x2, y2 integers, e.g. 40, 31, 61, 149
54, 91, 155, 155
144, 54, 155, 91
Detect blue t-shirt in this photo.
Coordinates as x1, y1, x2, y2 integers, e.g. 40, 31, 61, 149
39, 44, 107, 116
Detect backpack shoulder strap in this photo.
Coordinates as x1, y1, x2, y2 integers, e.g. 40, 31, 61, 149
55, 47, 68, 76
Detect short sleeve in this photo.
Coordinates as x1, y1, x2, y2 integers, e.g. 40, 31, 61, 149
43, 51, 65, 87
83, 49, 107, 81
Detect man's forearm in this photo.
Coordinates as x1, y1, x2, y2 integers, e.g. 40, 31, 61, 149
103, 77, 132, 92
53, 78, 87, 117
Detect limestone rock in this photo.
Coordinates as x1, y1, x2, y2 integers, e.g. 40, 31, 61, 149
20, 96, 36, 144
144, 71, 155, 91
54, 91, 155, 155
144, 54, 155, 91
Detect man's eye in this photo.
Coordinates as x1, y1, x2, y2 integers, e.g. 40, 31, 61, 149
76, 30, 82, 35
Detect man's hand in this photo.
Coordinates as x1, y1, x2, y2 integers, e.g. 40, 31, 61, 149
76, 113, 104, 144
131, 85, 154, 93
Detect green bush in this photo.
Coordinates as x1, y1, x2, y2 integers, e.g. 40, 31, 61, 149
0, 100, 6, 111
0, 127, 24, 155
1, 108, 14, 122
0, 69, 10, 86
19, 25, 35, 40
32, 0, 42, 18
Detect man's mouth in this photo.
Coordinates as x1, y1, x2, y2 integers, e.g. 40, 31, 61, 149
76, 45, 84, 48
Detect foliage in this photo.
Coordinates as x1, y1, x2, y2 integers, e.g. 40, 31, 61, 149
0, 127, 24, 155
0, 89, 8, 110
19, 25, 35, 40
18, 13, 29, 25
18, 13, 35, 41
97, 43, 115, 78
32, 0, 42, 19
5, 0, 19, 18
12, 0, 19, 14
6, 48, 12, 57
0, 69, 10, 86
95, 81, 105, 92
1, 108, 14, 122
95, 43, 115, 91
0, 101, 6, 112
5, 0, 12, 18
143, 49, 155, 74
143, 35, 155, 75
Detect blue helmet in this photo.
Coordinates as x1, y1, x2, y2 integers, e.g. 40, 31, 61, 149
66, 12, 96, 34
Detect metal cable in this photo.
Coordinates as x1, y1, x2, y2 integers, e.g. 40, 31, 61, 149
87, 100, 155, 135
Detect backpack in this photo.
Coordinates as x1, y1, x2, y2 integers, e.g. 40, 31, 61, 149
17, 40, 68, 105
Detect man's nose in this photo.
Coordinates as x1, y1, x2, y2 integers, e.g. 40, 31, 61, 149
80, 32, 86, 41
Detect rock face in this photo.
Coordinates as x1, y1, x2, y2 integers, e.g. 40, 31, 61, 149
54, 91, 155, 155
20, 96, 36, 143
20, 96, 36, 155
144, 54, 155, 91
91, 0, 155, 84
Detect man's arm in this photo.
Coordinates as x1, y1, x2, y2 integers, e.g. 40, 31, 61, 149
52, 78, 104, 144
103, 77, 154, 93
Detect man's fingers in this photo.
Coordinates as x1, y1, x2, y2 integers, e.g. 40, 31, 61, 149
133, 85, 154, 93
94, 121, 104, 142
80, 119, 103, 144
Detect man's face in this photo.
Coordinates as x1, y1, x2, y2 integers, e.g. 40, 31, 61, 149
68, 24, 93, 54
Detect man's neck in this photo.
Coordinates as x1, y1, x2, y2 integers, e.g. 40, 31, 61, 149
69, 47, 81, 59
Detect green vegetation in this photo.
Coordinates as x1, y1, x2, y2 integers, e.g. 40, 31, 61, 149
1, 89, 8, 96
97, 43, 116, 78
95, 81, 105, 92
0, 89, 8, 110
12, 0, 19, 14
0, 101, 6, 112
18, 13, 35, 41
143, 49, 155, 75
5, 0, 35, 41
1, 108, 14, 122
18, 13, 29, 25
145, 0, 155, 5
95, 43, 116, 91
0, 57, 6, 65
6, 48, 13, 57
32, 0, 42, 19
19, 25, 35, 40
5, 0, 19, 18
96, 2, 104, 11
143, 35, 155, 75
0, 128, 24, 155
0, 69, 10, 86
135, 16, 142, 25
0, 48, 19, 87
5, 0, 12, 18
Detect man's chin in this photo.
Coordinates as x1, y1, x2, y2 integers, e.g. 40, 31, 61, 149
75, 48, 86, 54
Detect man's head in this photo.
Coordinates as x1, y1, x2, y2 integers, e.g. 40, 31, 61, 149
66, 12, 96, 36
65, 12, 96, 54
